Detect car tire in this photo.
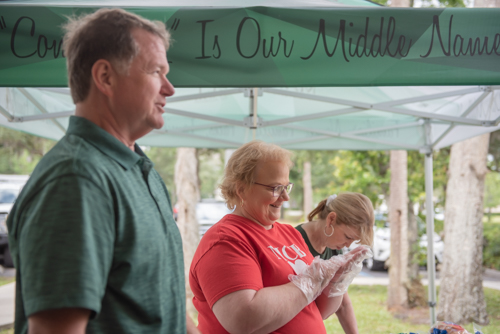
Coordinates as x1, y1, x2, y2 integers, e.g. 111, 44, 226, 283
3, 246, 14, 268
365, 257, 385, 271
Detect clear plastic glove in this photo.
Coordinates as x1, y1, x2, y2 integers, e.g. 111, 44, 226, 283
288, 256, 342, 304
326, 245, 373, 297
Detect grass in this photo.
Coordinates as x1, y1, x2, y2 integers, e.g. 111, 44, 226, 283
324, 285, 500, 334
0, 329, 12, 334
0, 277, 14, 287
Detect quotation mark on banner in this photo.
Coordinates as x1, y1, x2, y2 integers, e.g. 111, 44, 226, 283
0, 16, 6, 30
170, 18, 180, 31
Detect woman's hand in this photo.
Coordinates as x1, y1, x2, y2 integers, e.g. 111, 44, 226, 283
288, 256, 342, 304
326, 245, 373, 297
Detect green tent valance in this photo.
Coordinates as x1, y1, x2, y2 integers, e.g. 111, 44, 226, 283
1, 1, 500, 87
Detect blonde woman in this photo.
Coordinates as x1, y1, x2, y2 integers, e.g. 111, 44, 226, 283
189, 142, 370, 334
296, 193, 375, 334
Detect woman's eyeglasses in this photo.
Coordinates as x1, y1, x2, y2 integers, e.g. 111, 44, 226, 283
253, 182, 294, 197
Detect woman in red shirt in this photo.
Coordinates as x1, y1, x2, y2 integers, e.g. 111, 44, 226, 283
189, 141, 370, 334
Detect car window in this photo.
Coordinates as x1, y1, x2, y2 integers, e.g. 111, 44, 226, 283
196, 203, 231, 221
0, 188, 19, 204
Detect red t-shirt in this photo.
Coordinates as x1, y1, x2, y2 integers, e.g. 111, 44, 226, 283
189, 214, 326, 334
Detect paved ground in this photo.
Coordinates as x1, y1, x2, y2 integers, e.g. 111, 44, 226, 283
0, 267, 15, 330
353, 266, 500, 291
0, 266, 499, 329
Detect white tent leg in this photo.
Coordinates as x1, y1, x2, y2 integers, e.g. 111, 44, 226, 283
425, 147, 437, 325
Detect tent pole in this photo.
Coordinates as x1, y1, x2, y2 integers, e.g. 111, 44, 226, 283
424, 119, 437, 325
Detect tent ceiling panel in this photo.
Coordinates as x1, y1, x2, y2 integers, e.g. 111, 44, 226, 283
2, 85, 498, 151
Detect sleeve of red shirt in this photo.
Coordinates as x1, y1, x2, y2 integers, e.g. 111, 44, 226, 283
193, 239, 264, 308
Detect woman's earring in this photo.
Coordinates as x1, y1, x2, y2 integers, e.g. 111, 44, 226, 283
324, 225, 334, 237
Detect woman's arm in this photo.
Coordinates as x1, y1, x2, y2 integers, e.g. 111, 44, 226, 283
335, 292, 358, 334
314, 291, 344, 320
212, 283, 309, 334
186, 314, 201, 334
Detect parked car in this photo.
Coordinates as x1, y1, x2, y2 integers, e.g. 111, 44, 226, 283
0, 175, 29, 268
352, 214, 444, 271
196, 200, 233, 238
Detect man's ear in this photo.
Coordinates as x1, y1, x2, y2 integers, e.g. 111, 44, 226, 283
91, 59, 116, 97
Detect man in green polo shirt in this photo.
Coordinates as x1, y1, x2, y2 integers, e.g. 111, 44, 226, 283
7, 8, 199, 334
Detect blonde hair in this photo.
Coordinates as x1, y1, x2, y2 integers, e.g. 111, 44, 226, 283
63, 8, 171, 103
308, 192, 374, 246
220, 141, 293, 210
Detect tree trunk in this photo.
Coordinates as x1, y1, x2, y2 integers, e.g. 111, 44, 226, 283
437, 134, 490, 325
387, 150, 409, 310
175, 147, 201, 317
390, 0, 411, 6
474, 0, 500, 6
303, 160, 313, 220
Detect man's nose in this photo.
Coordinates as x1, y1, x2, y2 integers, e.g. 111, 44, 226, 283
161, 76, 175, 97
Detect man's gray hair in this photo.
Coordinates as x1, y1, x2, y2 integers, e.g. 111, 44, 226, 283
63, 8, 171, 103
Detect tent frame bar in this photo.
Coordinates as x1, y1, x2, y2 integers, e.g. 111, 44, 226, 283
432, 90, 492, 148
12, 110, 75, 122
264, 107, 363, 126
376, 86, 488, 107
152, 129, 240, 146
166, 88, 246, 103
163, 107, 245, 127
0, 104, 14, 122
263, 87, 493, 127
424, 118, 437, 325
264, 88, 373, 109
17, 88, 66, 134
281, 124, 421, 150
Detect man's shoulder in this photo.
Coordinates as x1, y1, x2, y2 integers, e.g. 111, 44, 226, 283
26, 135, 117, 192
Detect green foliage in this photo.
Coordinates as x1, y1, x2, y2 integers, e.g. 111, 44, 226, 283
483, 223, 500, 270
197, 148, 225, 199
408, 149, 450, 213
330, 151, 391, 208
485, 172, 500, 212
146, 147, 225, 204
289, 150, 336, 209
418, 0, 466, 7
0, 126, 55, 174
145, 147, 178, 202
488, 130, 500, 172
290, 149, 449, 216
369, 0, 389, 6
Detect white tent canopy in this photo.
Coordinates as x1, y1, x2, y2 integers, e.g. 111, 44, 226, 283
1, 85, 500, 152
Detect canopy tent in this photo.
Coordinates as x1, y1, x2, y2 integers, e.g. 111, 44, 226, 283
1, 0, 500, 326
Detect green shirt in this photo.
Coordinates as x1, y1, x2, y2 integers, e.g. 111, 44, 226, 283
7, 116, 186, 334
295, 224, 342, 260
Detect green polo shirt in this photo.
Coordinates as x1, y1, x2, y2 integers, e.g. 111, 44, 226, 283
7, 116, 186, 334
